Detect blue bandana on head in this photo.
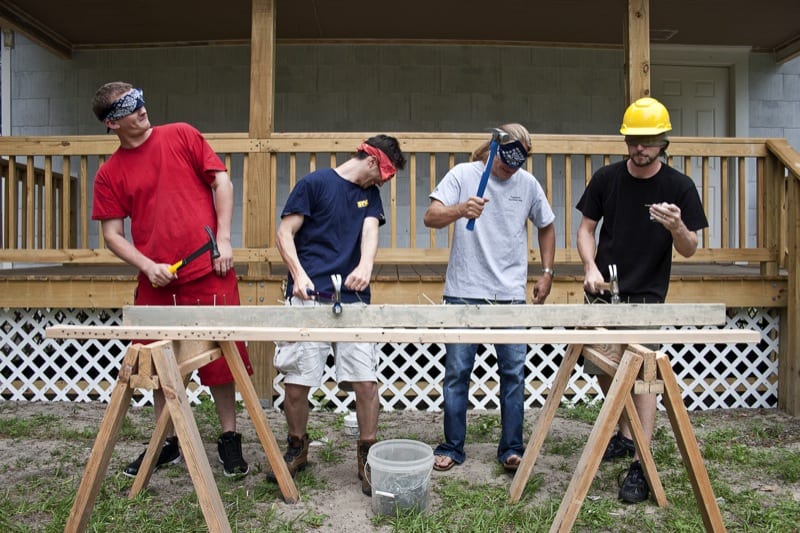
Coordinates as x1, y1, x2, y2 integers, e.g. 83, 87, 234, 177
498, 140, 528, 170
101, 88, 145, 122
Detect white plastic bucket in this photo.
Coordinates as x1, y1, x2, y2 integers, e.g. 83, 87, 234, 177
367, 439, 434, 516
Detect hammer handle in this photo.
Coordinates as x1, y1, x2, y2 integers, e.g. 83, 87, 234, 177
168, 260, 184, 274
466, 139, 500, 232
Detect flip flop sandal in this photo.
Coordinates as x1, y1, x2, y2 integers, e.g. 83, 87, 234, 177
433, 455, 456, 471
503, 456, 521, 472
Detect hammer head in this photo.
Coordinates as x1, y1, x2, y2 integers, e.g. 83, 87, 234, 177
608, 264, 620, 304
204, 225, 221, 259
491, 128, 511, 144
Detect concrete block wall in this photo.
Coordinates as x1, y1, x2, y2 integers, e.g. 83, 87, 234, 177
3, 34, 799, 250
749, 53, 800, 151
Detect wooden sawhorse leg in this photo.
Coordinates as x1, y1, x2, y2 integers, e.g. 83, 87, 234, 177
126, 340, 297, 503
509, 343, 584, 501
66, 339, 299, 533
657, 353, 726, 532
547, 349, 644, 531
65, 344, 139, 533
509, 343, 727, 533
218, 340, 299, 503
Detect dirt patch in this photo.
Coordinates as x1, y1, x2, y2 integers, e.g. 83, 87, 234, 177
1, 401, 799, 531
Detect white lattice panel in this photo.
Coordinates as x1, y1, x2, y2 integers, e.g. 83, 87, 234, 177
1, 307, 780, 413
0, 308, 209, 406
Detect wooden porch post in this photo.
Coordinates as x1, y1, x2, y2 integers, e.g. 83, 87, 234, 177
624, 0, 651, 103
245, 0, 277, 403
780, 172, 799, 415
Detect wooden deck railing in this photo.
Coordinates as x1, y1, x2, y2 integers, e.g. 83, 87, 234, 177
2, 132, 800, 415
1, 133, 797, 271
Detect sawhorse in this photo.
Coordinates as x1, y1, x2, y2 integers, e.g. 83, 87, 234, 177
508, 341, 727, 533
64, 339, 298, 533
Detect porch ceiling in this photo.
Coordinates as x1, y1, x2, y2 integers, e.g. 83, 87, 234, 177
1, 0, 799, 63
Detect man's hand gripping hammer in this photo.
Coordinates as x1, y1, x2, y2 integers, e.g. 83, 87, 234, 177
466, 128, 510, 231
306, 274, 343, 315
153, 226, 219, 287
597, 264, 620, 304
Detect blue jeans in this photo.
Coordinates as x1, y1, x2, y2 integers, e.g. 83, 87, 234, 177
434, 297, 527, 465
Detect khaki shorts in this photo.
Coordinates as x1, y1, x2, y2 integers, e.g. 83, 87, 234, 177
583, 326, 660, 375
274, 297, 379, 390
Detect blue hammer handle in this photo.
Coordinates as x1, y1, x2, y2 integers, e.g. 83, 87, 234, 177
466, 139, 500, 231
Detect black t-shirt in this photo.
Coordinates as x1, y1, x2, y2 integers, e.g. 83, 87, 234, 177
576, 160, 709, 302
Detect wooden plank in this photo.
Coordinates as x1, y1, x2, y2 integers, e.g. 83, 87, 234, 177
0, 247, 267, 264
47, 325, 760, 345
121, 303, 727, 328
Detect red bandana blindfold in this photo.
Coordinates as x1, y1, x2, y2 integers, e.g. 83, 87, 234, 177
358, 143, 397, 182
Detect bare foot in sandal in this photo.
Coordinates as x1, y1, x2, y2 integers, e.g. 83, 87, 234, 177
503, 454, 521, 472
433, 455, 456, 471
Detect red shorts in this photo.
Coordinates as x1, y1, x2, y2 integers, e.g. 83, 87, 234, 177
133, 270, 253, 387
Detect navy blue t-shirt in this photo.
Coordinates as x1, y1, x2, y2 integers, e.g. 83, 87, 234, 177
281, 168, 385, 303
576, 160, 708, 302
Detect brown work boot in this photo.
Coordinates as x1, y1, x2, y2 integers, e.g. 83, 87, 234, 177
357, 438, 376, 496
266, 433, 309, 483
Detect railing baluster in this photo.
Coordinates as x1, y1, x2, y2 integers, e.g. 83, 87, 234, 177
408, 153, 417, 248
721, 156, 729, 249
25, 157, 34, 249
429, 153, 436, 248
738, 157, 747, 248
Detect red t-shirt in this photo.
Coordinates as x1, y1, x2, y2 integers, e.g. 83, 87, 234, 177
92, 123, 226, 284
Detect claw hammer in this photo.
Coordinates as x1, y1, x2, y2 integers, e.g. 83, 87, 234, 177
466, 128, 511, 231
597, 264, 620, 304
168, 225, 220, 274
306, 274, 343, 315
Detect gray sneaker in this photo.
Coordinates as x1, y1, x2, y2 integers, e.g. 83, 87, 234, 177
123, 436, 181, 478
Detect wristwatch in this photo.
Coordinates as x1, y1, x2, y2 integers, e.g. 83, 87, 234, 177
542, 268, 555, 277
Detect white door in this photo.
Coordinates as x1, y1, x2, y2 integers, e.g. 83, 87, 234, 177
651, 64, 730, 247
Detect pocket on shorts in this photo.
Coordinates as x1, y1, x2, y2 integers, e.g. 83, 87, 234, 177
274, 341, 298, 375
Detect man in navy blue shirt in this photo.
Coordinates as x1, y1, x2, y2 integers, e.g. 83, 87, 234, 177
269, 135, 405, 495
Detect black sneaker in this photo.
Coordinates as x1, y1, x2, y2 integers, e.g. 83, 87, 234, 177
602, 431, 635, 462
618, 460, 650, 503
218, 431, 250, 477
123, 436, 181, 478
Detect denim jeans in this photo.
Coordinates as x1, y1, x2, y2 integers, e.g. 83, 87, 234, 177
434, 297, 527, 465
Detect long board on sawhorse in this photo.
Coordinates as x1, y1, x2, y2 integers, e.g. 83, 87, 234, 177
508, 340, 731, 533
55, 338, 298, 533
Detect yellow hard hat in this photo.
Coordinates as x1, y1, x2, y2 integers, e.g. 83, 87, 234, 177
619, 97, 672, 135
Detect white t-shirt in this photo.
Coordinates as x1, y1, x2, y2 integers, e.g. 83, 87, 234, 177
430, 161, 556, 301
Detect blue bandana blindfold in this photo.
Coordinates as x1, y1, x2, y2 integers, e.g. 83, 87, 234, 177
101, 88, 145, 122
498, 140, 528, 170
